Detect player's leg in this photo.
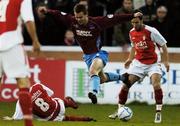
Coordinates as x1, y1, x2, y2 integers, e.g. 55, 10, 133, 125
3, 45, 33, 126
17, 78, 33, 126
151, 73, 163, 123
88, 58, 104, 104
63, 96, 78, 109
0, 57, 3, 85
109, 74, 140, 119
99, 71, 124, 84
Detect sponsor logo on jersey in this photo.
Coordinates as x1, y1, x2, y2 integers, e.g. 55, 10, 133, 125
76, 30, 92, 37
135, 41, 148, 49
32, 90, 42, 101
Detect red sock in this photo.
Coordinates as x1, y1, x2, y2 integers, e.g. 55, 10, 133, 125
119, 87, 129, 104
64, 116, 93, 121
19, 88, 33, 126
154, 88, 163, 104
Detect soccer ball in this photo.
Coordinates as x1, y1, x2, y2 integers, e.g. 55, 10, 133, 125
117, 106, 133, 121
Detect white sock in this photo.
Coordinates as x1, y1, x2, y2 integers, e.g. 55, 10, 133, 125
118, 104, 124, 109
156, 104, 163, 112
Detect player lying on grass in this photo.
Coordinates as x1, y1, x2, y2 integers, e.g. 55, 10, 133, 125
3, 83, 94, 122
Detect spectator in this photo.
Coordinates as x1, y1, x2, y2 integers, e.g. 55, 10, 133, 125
33, 0, 57, 9
113, 0, 133, 51
139, 0, 157, 25
24, 3, 67, 45
151, 6, 170, 42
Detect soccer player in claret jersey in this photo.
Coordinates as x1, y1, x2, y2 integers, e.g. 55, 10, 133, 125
3, 83, 95, 122
0, 0, 41, 126
38, 4, 142, 104
108, 10, 169, 123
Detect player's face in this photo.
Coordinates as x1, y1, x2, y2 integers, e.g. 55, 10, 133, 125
74, 12, 88, 25
131, 18, 143, 31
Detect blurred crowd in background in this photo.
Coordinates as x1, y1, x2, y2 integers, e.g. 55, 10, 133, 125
24, 0, 180, 50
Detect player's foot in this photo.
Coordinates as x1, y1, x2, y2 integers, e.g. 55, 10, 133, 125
108, 110, 118, 119
88, 92, 97, 104
3, 116, 13, 121
64, 96, 78, 109
154, 112, 162, 123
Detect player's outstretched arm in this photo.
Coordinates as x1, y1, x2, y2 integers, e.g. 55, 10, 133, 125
63, 115, 95, 121
124, 47, 135, 69
25, 21, 41, 54
161, 44, 170, 72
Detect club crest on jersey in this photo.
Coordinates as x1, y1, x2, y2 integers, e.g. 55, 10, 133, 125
143, 35, 146, 41
76, 30, 92, 37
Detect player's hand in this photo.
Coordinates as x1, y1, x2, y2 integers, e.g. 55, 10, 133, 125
164, 61, 170, 72
32, 40, 41, 55
38, 6, 48, 14
133, 12, 143, 18
3, 116, 13, 121
124, 59, 132, 69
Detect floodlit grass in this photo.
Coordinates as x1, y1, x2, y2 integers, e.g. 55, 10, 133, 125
0, 102, 179, 126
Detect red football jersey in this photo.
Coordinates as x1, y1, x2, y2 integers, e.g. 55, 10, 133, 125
0, 0, 34, 51
129, 25, 167, 65
30, 84, 58, 119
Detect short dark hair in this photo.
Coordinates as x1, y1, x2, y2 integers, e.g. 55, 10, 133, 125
133, 9, 143, 20
74, 4, 88, 15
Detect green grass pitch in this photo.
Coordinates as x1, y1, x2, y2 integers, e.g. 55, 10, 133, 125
0, 102, 180, 126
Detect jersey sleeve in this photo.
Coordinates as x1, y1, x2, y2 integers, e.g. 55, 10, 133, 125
95, 14, 133, 30
151, 27, 167, 46
20, 0, 34, 22
41, 84, 54, 96
46, 10, 72, 26
12, 101, 23, 120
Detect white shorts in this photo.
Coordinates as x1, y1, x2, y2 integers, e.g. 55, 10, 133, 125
0, 44, 29, 78
127, 59, 162, 79
53, 98, 65, 121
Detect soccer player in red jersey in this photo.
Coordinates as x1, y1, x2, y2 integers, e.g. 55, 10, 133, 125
109, 10, 169, 123
38, 4, 142, 104
0, 0, 41, 126
3, 83, 94, 122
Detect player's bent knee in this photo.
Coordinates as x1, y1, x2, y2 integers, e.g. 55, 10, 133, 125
122, 73, 132, 88
153, 83, 161, 90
